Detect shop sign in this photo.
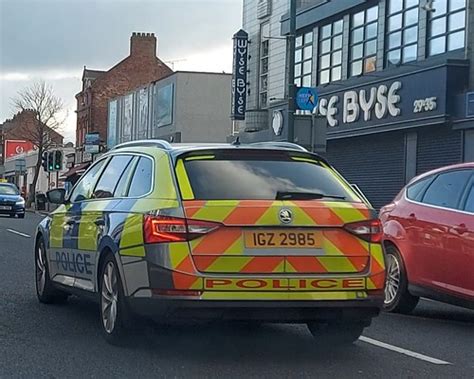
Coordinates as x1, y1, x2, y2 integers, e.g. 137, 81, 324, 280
84, 133, 100, 154
231, 29, 249, 120
5, 140, 35, 159
313, 65, 452, 133
296, 87, 319, 111
315, 81, 402, 127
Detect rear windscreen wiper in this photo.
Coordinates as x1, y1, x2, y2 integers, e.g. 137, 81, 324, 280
275, 191, 346, 200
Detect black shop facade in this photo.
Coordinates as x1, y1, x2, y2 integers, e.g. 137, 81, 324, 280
241, 58, 473, 209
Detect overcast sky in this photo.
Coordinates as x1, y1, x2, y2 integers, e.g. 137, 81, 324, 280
0, 0, 242, 142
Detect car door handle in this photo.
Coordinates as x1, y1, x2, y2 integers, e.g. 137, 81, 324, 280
453, 224, 468, 235
408, 213, 417, 222
94, 218, 105, 226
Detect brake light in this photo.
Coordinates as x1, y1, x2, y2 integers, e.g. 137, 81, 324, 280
344, 219, 383, 243
144, 215, 221, 243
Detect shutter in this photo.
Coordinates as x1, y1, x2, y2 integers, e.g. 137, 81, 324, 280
416, 125, 462, 175
324, 131, 406, 209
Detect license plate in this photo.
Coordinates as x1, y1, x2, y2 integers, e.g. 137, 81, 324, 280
0, 205, 11, 210
245, 230, 322, 248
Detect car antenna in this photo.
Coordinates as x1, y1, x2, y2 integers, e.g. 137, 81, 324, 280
232, 136, 241, 146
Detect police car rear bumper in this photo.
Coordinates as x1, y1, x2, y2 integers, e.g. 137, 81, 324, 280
127, 296, 383, 323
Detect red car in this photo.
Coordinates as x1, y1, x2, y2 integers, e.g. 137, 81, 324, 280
380, 163, 474, 313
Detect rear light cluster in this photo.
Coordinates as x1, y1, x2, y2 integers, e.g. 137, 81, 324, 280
344, 219, 383, 243
144, 215, 220, 244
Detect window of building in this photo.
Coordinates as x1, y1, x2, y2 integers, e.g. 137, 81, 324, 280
350, 6, 378, 77
295, 31, 313, 87
386, 0, 419, 67
259, 22, 270, 108
428, 0, 466, 57
318, 19, 343, 84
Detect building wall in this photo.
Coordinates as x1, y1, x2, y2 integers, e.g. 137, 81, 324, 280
175, 72, 232, 142
243, 0, 289, 111
110, 72, 232, 145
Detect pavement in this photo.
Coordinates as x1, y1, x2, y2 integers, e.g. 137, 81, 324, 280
0, 213, 473, 378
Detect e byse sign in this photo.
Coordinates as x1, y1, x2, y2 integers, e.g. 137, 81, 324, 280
314, 66, 448, 132
5, 140, 35, 159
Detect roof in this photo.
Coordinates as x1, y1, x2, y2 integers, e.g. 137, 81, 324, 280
112, 139, 308, 152
411, 162, 474, 184
82, 68, 106, 81
109, 139, 326, 162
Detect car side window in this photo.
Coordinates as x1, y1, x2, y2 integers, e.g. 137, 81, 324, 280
406, 177, 432, 202
421, 170, 473, 210
463, 184, 474, 213
93, 155, 133, 199
127, 157, 153, 197
69, 159, 107, 203
114, 156, 139, 197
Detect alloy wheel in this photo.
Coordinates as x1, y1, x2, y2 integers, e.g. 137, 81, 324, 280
101, 262, 119, 334
36, 244, 46, 296
384, 253, 401, 305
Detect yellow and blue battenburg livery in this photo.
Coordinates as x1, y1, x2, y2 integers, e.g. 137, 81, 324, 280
35, 140, 386, 344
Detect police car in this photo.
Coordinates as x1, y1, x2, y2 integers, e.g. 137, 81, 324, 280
35, 140, 385, 345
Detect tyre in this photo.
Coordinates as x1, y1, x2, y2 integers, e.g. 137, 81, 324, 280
35, 238, 68, 304
384, 245, 419, 314
18, 213, 25, 219
307, 321, 365, 345
9, 214, 15, 218
99, 253, 132, 345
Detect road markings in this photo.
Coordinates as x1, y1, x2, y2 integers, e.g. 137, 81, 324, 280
6, 229, 31, 238
359, 336, 452, 365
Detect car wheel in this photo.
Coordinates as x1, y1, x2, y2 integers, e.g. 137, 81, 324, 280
384, 245, 419, 314
307, 321, 365, 345
99, 254, 131, 345
35, 239, 68, 304
18, 213, 25, 219
9, 214, 15, 218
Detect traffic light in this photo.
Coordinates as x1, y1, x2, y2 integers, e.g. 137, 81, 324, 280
54, 150, 63, 171
41, 152, 49, 172
48, 151, 54, 172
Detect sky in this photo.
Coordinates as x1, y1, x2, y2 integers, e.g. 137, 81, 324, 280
0, 0, 242, 143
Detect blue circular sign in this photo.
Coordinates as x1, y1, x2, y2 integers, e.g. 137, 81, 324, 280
296, 87, 318, 111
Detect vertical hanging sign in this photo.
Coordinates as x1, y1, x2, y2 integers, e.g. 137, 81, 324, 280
231, 29, 249, 120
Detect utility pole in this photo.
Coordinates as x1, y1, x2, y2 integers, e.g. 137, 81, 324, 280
287, 0, 297, 143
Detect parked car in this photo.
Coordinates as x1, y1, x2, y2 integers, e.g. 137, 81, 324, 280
0, 183, 25, 218
380, 163, 474, 313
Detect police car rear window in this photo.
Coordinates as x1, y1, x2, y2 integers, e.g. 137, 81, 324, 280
181, 156, 358, 201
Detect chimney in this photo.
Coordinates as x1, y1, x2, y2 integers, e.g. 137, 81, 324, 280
130, 32, 157, 57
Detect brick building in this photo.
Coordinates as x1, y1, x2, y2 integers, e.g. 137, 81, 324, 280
75, 32, 173, 156
0, 109, 64, 167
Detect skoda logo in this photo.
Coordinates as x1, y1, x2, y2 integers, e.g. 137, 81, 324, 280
279, 209, 293, 224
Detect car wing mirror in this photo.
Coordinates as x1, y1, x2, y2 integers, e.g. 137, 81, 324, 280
46, 188, 67, 204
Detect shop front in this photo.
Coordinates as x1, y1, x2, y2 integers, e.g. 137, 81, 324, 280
239, 58, 471, 209
316, 59, 470, 209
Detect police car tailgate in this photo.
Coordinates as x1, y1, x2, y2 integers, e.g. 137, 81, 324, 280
183, 200, 376, 277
